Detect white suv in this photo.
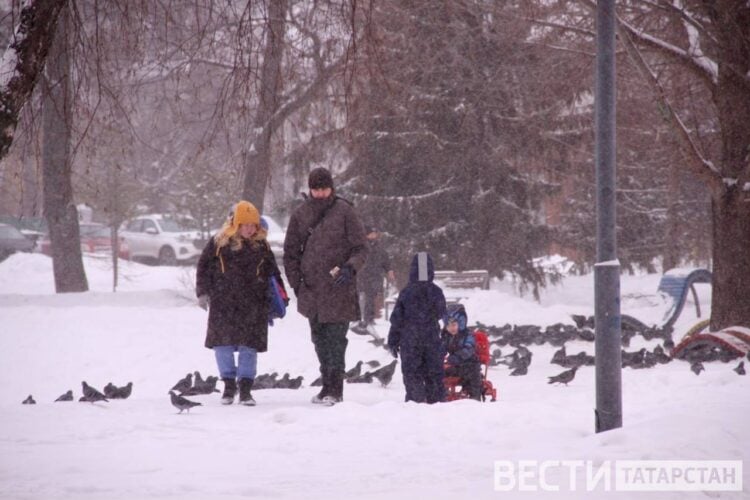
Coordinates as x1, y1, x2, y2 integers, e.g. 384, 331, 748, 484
120, 214, 205, 265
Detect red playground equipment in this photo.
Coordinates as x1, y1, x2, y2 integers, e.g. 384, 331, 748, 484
444, 329, 498, 402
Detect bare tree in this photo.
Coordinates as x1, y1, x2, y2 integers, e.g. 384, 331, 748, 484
42, 4, 88, 292
0, 0, 67, 160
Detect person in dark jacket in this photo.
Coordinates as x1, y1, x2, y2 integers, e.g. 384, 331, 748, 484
356, 226, 395, 330
283, 167, 368, 405
387, 252, 447, 403
196, 200, 285, 406
441, 304, 482, 401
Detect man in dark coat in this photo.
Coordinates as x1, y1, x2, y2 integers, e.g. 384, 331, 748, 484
387, 252, 447, 404
283, 167, 369, 405
356, 226, 395, 329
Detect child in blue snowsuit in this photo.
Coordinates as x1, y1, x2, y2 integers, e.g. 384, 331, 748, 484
387, 252, 447, 403
441, 304, 482, 400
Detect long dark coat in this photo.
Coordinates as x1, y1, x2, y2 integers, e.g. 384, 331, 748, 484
196, 237, 281, 352
357, 239, 391, 294
283, 195, 368, 323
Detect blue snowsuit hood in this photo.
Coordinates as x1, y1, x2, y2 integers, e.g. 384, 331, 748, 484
407, 252, 435, 283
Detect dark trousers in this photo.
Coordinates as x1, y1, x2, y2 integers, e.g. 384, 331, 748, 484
400, 338, 445, 404
359, 288, 380, 323
309, 317, 349, 399
445, 361, 482, 399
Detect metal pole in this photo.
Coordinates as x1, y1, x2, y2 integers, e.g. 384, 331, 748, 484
594, 0, 622, 433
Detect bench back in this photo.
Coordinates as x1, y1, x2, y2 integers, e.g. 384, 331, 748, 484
434, 270, 490, 290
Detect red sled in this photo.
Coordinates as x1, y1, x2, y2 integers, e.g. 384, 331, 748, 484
444, 329, 498, 402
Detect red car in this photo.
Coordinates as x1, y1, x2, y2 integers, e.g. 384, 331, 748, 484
40, 223, 130, 259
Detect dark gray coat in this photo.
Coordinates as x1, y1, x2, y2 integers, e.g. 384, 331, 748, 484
283, 195, 368, 322
196, 237, 279, 352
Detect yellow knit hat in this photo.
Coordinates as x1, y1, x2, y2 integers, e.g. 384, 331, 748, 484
227, 200, 260, 236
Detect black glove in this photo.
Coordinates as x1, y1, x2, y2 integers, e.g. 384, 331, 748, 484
334, 264, 354, 286
388, 344, 399, 359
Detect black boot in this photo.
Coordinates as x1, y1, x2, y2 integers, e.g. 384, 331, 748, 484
311, 370, 330, 404
238, 378, 256, 406
221, 378, 236, 405
329, 370, 344, 403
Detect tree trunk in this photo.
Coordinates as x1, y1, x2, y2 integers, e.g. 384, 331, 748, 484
241, 0, 287, 210
0, 0, 67, 161
41, 5, 88, 293
710, 192, 750, 329
708, 2, 750, 330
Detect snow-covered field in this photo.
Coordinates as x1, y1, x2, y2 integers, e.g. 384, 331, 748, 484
0, 253, 746, 499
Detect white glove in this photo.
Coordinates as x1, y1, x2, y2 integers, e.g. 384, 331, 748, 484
197, 294, 209, 310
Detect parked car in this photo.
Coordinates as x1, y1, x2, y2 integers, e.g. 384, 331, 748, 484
0, 216, 47, 250
0, 223, 36, 262
120, 214, 205, 265
39, 222, 130, 260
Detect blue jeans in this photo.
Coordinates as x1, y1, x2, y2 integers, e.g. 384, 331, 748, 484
213, 346, 258, 380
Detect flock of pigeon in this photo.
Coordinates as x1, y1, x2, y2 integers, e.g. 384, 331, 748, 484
22, 380, 132, 406
478, 316, 748, 386
20, 359, 400, 412
21, 316, 747, 407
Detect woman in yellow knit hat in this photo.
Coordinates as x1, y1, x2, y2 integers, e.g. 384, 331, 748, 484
195, 200, 287, 406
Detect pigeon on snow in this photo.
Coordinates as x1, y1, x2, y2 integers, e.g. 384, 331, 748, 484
169, 391, 202, 414
169, 373, 193, 394
55, 390, 74, 402
547, 366, 579, 386
81, 381, 109, 402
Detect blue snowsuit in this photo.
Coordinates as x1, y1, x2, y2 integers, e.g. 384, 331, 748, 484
387, 252, 447, 403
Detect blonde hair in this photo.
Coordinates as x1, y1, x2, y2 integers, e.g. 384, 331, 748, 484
214, 220, 268, 251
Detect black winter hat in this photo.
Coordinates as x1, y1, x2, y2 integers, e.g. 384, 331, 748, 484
308, 167, 334, 190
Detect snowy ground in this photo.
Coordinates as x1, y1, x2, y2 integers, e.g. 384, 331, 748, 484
0, 253, 746, 499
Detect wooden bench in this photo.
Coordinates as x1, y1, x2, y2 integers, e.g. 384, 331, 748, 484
384, 296, 463, 321
434, 269, 490, 290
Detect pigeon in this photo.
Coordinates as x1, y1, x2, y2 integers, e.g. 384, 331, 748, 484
81, 381, 109, 402
690, 361, 705, 375
169, 391, 202, 414
367, 337, 386, 348
371, 360, 397, 387
103, 383, 118, 399
734, 361, 745, 375
254, 373, 279, 390
346, 372, 374, 383
185, 375, 219, 395
54, 390, 74, 402
110, 382, 133, 399
345, 361, 363, 379
510, 365, 528, 376
365, 360, 381, 368
310, 375, 322, 387
288, 376, 304, 389
274, 373, 293, 389
22, 395, 36, 404
547, 366, 579, 386
653, 345, 671, 364
551, 346, 567, 366
193, 371, 205, 388
169, 373, 192, 394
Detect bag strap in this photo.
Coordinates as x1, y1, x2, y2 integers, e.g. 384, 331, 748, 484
300, 196, 338, 254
